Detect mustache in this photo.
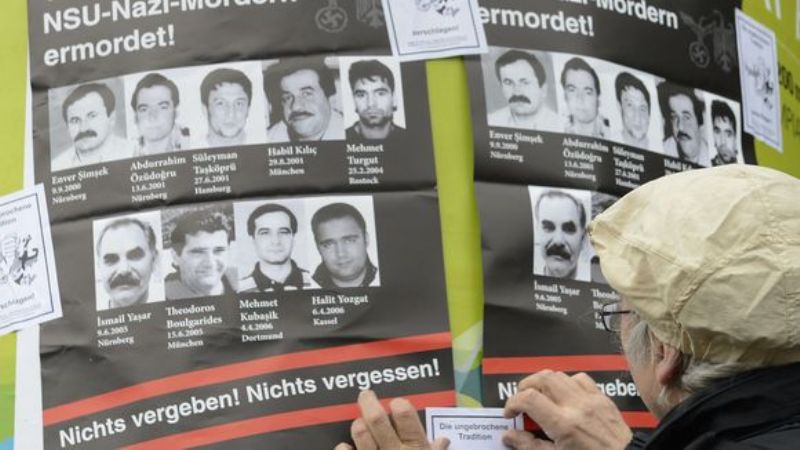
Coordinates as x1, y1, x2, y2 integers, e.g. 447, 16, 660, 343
677, 131, 692, 141
289, 111, 313, 122
509, 95, 531, 104
74, 130, 98, 141
545, 243, 572, 260
110, 272, 141, 289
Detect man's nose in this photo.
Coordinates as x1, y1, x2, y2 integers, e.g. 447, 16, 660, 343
290, 96, 307, 112
199, 251, 215, 266
117, 258, 134, 273
334, 243, 347, 259
675, 116, 687, 131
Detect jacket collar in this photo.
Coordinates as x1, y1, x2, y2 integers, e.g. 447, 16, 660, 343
642, 362, 800, 449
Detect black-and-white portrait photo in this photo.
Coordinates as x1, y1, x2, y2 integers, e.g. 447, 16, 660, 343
482, 47, 560, 133
162, 205, 237, 301
264, 56, 345, 143
708, 96, 743, 166
305, 196, 380, 289
340, 56, 407, 140
183, 61, 267, 150
612, 70, 659, 152
530, 186, 591, 282
93, 211, 164, 311
49, 79, 130, 172
554, 55, 611, 139
657, 81, 711, 166
124, 71, 192, 157
233, 199, 315, 292
589, 192, 618, 285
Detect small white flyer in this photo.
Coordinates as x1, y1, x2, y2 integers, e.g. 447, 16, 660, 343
426, 407, 522, 449
0, 184, 61, 335
735, 9, 782, 152
382, 0, 488, 62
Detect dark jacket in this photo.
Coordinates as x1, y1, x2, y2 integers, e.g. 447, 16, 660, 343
628, 362, 800, 449
312, 259, 378, 289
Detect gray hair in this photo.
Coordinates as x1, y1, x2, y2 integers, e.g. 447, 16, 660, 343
623, 312, 756, 413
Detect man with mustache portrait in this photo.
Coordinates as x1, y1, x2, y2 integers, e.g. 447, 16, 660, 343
487, 50, 559, 132
95, 217, 161, 311
658, 82, 711, 166
533, 189, 588, 280
265, 57, 344, 142
53, 82, 131, 172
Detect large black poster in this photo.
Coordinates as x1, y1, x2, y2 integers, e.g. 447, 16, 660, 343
28, 1, 454, 448
471, 0, 752, 428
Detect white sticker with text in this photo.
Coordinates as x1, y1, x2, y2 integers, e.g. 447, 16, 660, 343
0, 184, 61, 335
426, 407, 523, 449
382, 0, 488, 62
736, 9, 782, 152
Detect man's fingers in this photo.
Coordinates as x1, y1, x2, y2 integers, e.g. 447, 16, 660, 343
358, 390, 403, 447
334, 443, 354, 450
517, 371, 576, 404
388, 397, 428, 444
350, 419, 378, 450
431, 437, 451, 450
502, 430, 555, 450
504, 387, 562, 432
571, 372, 600, 394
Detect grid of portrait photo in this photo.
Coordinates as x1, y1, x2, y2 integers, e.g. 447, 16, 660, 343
482, 46, 745, 167
48, 55, 407, 172
529, 185, 618, 285
92, 195, 380, 311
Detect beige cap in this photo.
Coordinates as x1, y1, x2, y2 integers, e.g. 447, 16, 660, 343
588, 165, 800, 365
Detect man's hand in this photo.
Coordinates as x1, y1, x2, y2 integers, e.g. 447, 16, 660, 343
502, 370, 632, 450
334, 390, 449, 450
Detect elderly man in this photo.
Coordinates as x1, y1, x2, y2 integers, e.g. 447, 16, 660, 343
336, 165, 800, 449
53, 82, 130, 171
265, 57, 344, 142
95, 217, 160, 310
165, 209, 236, 300
534, 189, 587, 280
658, 82, 710, 166
487, 50, 559, 132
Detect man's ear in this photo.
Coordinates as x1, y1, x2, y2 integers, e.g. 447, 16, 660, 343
654, 342, 683, 387
171, 248, 181, 269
